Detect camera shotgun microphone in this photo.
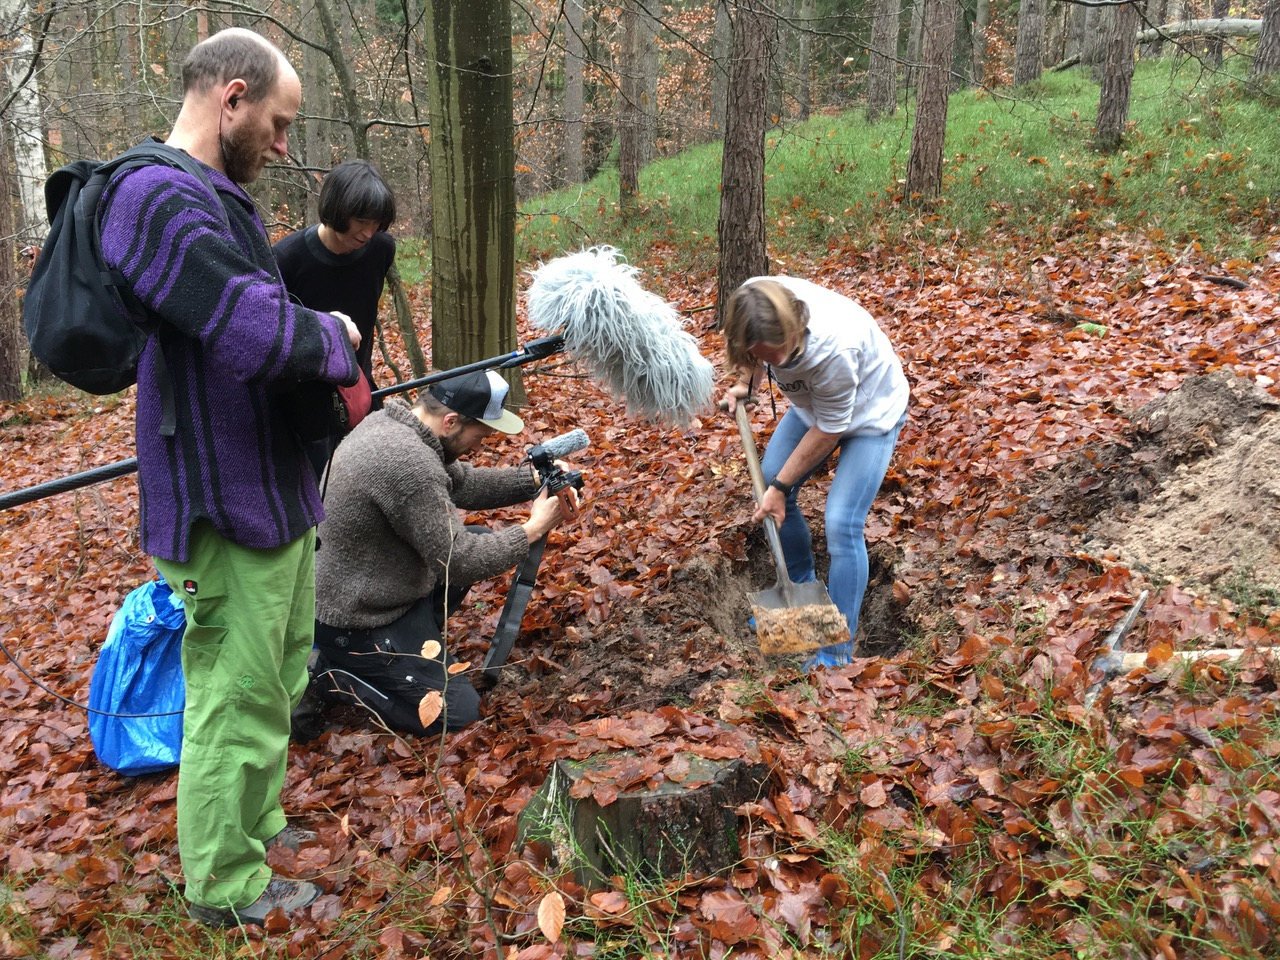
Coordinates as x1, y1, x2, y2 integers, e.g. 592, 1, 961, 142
531, 428, 589, 461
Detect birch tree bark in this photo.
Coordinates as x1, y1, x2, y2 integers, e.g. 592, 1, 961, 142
0, 0, 50, 246
715, 0, 774, 329
905, 0, 958, 199
424, 0, 517, 373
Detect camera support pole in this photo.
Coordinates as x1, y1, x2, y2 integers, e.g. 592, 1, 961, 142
0, 335, 566, 513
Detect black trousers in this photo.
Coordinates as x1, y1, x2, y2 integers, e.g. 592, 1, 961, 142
311, 591, 481, 737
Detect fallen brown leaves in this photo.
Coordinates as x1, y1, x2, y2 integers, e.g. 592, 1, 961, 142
1, 230, 1279, 957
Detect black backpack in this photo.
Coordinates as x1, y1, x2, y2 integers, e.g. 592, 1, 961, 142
22, 140, 227, 403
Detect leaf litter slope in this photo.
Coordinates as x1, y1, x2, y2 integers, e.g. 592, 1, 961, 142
0, 232, 1279, 956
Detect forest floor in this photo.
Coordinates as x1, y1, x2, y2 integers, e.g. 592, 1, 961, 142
2, 229, 1280, 958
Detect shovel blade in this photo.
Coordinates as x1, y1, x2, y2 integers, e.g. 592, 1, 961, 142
749, 578, 849, 655
749, 579, 836, 611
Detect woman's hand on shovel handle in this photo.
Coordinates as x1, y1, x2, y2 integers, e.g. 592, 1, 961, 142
719, 380, 753, 414
752, 485, 786, 527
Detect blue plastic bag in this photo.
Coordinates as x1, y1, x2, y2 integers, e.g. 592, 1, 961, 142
87, 578, 186, 776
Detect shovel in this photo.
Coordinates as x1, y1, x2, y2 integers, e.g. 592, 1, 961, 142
734, 404, 850, 654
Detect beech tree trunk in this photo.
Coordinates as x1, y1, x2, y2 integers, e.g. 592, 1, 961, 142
867, 0, 901, 120
905, 0, 958, 200
424, 0, 517, 374
562, 0, 585, 185
1254, 0, 1280, 78
1013, 0, 1045, 86
1095, 1, 1140, 153
715, 0, 774, 329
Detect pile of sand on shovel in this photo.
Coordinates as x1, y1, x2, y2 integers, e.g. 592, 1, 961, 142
751, 603, 851, 655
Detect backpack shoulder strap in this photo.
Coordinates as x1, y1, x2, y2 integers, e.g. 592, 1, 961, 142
97, 141, 232, 439
106, 139, 231, 229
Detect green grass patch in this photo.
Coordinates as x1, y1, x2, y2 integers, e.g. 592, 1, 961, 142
516, 55, 1279, 269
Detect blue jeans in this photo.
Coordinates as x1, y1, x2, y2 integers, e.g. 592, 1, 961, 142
760, 409, 903, 668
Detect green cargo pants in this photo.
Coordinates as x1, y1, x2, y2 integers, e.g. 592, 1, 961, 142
154, 522, 316, 910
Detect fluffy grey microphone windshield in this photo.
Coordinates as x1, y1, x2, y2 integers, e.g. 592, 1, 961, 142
526, 246, 714, 427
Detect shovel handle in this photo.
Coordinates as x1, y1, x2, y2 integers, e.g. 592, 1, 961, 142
734, 404, 795, 592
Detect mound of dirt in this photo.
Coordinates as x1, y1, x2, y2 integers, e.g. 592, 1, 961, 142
1048, 372, 1280, 596
497, 526, 917, 718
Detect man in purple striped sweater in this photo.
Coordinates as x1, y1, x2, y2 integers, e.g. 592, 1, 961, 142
98, 28, 361, 927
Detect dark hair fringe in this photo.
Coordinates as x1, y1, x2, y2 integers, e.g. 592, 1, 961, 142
319, 160, 397, 233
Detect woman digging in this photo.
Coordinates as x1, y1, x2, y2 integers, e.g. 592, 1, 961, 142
720, 277, 909, 670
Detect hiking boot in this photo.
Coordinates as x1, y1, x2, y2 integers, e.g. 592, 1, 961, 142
290, 683, 330, 743
267, 824, 318, 853
187, 876, 320, 927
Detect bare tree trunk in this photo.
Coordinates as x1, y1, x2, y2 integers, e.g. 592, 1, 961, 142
619, 0, 641, 216
1140, 0, 1167, 57
0, 123, 23, 400
1207, 0, 1230, 65
1043, 0, 1066, 65
715, 0, 774, 329
0, 0, 50, 246
301, 35, 328, 222
1095, 0, 1140, 153
638, 4, 658, 165
972, 0, 990, 84
906, 0, 958, 200
424, 0, 516, 375
710, 0, 732, 137
867, 0, 901, 119
1064, 0, 1088, 61
315, 0, 424, 378
1254, 0, 1280, 78
1013, 0, 1045, 86
562, 0, 585, 185
1083, 5, 1110, 73
906, 0, 925, 90
797, 0, 813, 121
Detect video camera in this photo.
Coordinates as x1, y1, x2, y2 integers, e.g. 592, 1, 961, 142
526, 428, 587, 518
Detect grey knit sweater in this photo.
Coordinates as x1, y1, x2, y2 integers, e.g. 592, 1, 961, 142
315, 399, 540, 629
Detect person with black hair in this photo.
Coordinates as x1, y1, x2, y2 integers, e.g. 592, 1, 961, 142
273, 160, 396, 475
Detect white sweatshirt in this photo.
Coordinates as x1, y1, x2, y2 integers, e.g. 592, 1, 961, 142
744, 276, 909, 436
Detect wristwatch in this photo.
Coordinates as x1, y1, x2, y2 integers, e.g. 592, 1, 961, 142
769, 478, 794, 497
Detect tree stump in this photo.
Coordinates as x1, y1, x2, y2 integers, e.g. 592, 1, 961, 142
518, 749, 769, 889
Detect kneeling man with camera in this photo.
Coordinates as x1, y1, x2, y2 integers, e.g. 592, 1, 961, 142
296, 370, 578, 739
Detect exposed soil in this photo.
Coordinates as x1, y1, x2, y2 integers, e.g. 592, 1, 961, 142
504, 372, 1280, 714
492, 503, 917, 714
1039, 371, 1280, 597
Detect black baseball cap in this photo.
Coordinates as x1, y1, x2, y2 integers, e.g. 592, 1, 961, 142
428, 370, 524, 434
